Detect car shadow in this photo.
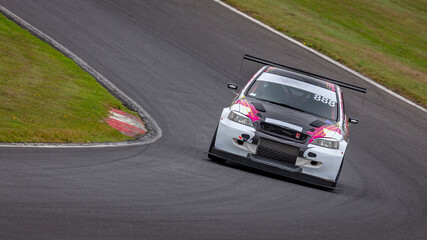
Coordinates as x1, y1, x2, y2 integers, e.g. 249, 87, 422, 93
206, 156, 338, 193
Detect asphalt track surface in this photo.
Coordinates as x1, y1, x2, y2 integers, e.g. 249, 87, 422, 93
0, 1, 426, 239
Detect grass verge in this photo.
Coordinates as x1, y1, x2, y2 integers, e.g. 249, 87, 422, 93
223, 0, 426, 107
0, 13, 140, 143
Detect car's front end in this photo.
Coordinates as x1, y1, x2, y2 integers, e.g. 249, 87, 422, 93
208, 66, 350, 189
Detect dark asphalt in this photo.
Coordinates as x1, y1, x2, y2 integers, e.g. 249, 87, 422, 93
0, 1, 426, 239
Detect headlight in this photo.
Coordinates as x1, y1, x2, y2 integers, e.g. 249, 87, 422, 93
312, 138, 339, 149
228, 111, 253, 127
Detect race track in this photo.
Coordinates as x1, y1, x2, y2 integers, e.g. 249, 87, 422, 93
0, 1, 426, 239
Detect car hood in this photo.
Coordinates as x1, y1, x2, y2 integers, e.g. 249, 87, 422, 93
231, 97, 342, 142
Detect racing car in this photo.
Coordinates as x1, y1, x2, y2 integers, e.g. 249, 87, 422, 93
208, 55, 366, 189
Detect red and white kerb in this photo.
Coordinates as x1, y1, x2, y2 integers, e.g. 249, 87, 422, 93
105, 109, 147, 137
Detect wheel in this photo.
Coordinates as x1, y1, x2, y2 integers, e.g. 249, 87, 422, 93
208, 126, 226, 164
335, 156, 345, 183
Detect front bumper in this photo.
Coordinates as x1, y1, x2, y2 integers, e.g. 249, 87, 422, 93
210, 108, 346, 188
208, 147, 337, 189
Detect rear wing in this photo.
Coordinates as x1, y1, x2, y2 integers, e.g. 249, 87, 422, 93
243, 55, 367, 93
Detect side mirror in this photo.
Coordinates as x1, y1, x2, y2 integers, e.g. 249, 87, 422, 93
349, 118, 359, 124
227, 83, 238, 90
227, 83, 239, 95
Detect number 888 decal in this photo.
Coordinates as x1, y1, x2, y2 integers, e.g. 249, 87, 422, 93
314, 94, 336, 107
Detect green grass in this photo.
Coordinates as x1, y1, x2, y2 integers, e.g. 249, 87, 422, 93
224, 0, 427, 107
0, 14, 140, 143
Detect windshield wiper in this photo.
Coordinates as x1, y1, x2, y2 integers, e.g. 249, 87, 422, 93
255, 98, 306, 113
247, 96, 334, 120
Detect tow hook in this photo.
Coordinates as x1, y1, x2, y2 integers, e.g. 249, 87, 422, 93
237, 134, 250, 145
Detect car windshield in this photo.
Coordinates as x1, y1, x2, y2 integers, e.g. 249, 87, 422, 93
246, 73, 338, 120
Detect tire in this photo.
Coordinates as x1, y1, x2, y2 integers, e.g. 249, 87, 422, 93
208, 126, 226, 164
335, 156, 345, 183
208, 126, 217, 152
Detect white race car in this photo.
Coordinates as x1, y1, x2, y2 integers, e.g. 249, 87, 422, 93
208, 55, 365, 189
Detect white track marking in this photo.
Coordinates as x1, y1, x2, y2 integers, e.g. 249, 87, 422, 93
214, 0, 426, 113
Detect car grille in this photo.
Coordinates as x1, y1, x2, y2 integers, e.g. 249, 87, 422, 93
260, 122, 308, 142
256, 138, 299, 165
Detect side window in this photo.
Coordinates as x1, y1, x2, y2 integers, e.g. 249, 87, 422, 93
248, 81, 261, 97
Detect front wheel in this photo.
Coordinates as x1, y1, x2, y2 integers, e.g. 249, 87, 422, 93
335, 156, 345, 183
208, 126, 226, 164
